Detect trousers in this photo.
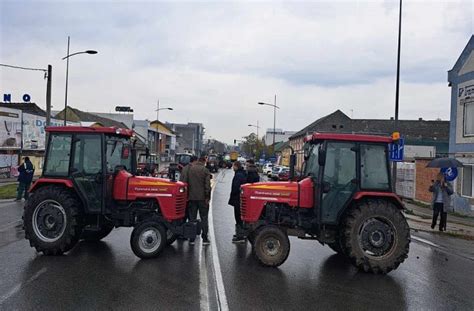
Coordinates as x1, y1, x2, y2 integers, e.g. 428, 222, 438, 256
188, 200, 209, 238
432, 202, 447, 230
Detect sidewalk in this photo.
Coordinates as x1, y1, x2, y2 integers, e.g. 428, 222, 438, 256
404, 202, 474, 240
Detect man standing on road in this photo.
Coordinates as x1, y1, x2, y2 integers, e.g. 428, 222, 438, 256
180, 155, 197, 222
429, 173, 453, 231
185, 156, 211, 245
15, 157, 34, 201
229, 161, 248, 243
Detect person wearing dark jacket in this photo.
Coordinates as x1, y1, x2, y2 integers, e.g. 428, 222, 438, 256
228, 161, 248, 243
180, 155, 197, 222
429, 173, 453, 231
16, 157, 35, 201
246, 159, 260, 184
184, 156, 211, 245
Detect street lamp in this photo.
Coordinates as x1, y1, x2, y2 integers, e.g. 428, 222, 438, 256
248, 120, 260, 139
155, 99, 173, 122
62, 36, 98, 125
258, 95, 279, 153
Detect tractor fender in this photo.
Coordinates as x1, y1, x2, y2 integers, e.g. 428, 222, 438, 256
352, 191, 405, 210
30, 178, 74, 192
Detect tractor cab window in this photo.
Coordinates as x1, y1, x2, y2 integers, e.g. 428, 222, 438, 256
72, 135, 102, 174
44, 134, 72, 176
304, 143, 320, 178
360, 144, 390, 190
106, 137, 132, 173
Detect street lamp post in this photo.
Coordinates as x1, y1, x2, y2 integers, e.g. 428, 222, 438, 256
62, 36, 98, 125
155, 99, 173, 122
258, 95, 279, 154
248, 120, 260, 139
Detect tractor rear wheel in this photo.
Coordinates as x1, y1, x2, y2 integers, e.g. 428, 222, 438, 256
23, 186, 83, 255
81, 220, 114, 242
130, 221, 166, 259
340, 199, 410, 274
253, 225, 290, 267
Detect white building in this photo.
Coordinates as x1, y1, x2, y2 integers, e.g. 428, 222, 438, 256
263, 128, 296, 146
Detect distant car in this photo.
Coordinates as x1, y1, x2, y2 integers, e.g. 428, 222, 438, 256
271, 166, 288, 180
277, 169, 301, 181
263, 163, 274, 176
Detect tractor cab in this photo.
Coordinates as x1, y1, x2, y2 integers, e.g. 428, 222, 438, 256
241, 132, 409, 274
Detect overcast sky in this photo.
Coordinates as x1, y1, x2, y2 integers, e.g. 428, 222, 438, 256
1, 0, 472, 144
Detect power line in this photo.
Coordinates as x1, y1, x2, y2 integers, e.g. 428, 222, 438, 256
0, 63, 47, 72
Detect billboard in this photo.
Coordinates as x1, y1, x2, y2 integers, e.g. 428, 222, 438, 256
0, 107, 22, 149
23, 113, 78, 150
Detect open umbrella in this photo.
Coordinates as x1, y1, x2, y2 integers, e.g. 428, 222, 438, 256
426, 158, 464, 168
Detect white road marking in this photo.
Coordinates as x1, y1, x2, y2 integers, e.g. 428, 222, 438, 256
0, 267, 47, 305
199, 244, 210, 311
411, 236, 440, 248
208, 171, 229, 311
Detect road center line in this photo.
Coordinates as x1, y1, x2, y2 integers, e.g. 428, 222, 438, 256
208, 171, 229, 311
0, 267, 47, 305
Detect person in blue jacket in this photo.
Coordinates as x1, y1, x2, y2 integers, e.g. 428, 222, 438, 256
16, 157, 35, 201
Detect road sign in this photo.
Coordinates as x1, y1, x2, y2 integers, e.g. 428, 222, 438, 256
441, 167, 458, 182
389, 138, 404, 162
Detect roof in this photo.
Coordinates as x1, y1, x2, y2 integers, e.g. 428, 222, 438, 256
274, 141, 290, 152
305, 133, 392, 144
46, 126, 133, 137
54, 107, 128, 128
448, 35, 474, 81
291, 110, 449, 142
0, 103, 47, 117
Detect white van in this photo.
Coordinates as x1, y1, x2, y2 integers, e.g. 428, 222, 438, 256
263, 163, 274, 176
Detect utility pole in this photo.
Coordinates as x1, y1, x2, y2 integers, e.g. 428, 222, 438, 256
46, 65, 52, 127
156, 99, 159, 121
392, 0, 403, 192
64, 36, 70, 126
273, 94, 276, 150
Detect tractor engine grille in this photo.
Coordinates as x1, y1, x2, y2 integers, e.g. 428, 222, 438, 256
240, 194, 247, 218
175, 193, 187, 218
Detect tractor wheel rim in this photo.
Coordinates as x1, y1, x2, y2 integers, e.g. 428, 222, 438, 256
358, 217, 396, 258
32, 199, 67, 243
139, 228, 161, 253
262, 237, 281, 257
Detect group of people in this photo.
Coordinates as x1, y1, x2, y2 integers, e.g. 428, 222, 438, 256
179, 156, 260, 245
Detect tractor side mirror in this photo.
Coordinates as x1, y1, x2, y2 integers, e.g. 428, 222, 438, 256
318, 146, 326, 166
289, 154, 296, 181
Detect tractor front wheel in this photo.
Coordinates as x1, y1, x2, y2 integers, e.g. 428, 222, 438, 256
23, 186, 83, 255
253, 225, 290, 267
341, 199, 410, 274
130, 221, 167, 259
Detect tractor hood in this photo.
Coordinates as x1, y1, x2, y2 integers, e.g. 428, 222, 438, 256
241, 181, 299, 204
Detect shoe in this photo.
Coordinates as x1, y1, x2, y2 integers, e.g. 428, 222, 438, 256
232, 236, 246, 244
189, 239, 195, 245
202, 237, 210, 246
431, 224, 435, 229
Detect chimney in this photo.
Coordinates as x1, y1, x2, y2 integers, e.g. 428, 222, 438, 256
390, 117, 394, 120
418, 117, 423, 121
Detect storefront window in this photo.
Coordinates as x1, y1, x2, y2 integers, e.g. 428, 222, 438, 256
462, 165, 473, 197
464, 101, 474, 136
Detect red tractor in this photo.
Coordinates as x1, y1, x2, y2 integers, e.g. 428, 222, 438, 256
23, 127, 200, 259
241, 133, 410, 274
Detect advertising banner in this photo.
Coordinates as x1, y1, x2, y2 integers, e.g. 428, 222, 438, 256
0, 107, 22, 149
23, 113, 79, 150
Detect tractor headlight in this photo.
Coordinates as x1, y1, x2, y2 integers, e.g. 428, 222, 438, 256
179, 187, 186, 193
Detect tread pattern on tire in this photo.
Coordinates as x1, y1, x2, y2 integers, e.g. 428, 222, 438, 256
23, 185, 83, 255
340, 199, 410, 274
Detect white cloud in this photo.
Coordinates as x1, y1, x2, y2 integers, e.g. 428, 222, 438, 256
0, 0, 472, 144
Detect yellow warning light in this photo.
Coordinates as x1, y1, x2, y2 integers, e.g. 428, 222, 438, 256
392, 132, 400, 141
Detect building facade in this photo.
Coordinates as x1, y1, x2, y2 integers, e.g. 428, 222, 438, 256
448, 35, 474, 215
263, 129, 296, 146
167, 122, 205, 156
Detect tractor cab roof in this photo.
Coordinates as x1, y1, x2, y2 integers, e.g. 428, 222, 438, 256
46, 126, 134, 137
304, 132, 392, 144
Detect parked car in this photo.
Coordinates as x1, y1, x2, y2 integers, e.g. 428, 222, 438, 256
271, 166, 288, 180
277, 169, 301, 181
263, 163, 274, 176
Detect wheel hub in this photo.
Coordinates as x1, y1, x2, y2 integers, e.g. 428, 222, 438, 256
139, 228, 161, 253
32, 200, 67, 243
263, 238, 280, 257
359, 218, 395, 257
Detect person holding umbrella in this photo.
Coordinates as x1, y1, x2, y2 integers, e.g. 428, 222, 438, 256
429, 173, 453, 231
426, 157, 462, 231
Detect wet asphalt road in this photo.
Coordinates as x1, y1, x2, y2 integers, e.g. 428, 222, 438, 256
0, 170, 473, 310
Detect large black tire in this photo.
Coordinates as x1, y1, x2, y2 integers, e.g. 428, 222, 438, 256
81, 222, 114, 242
130, 221, 167, 259
340, 199, 410, 274
23, 186, 83, 255
253, 225, 290, 267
